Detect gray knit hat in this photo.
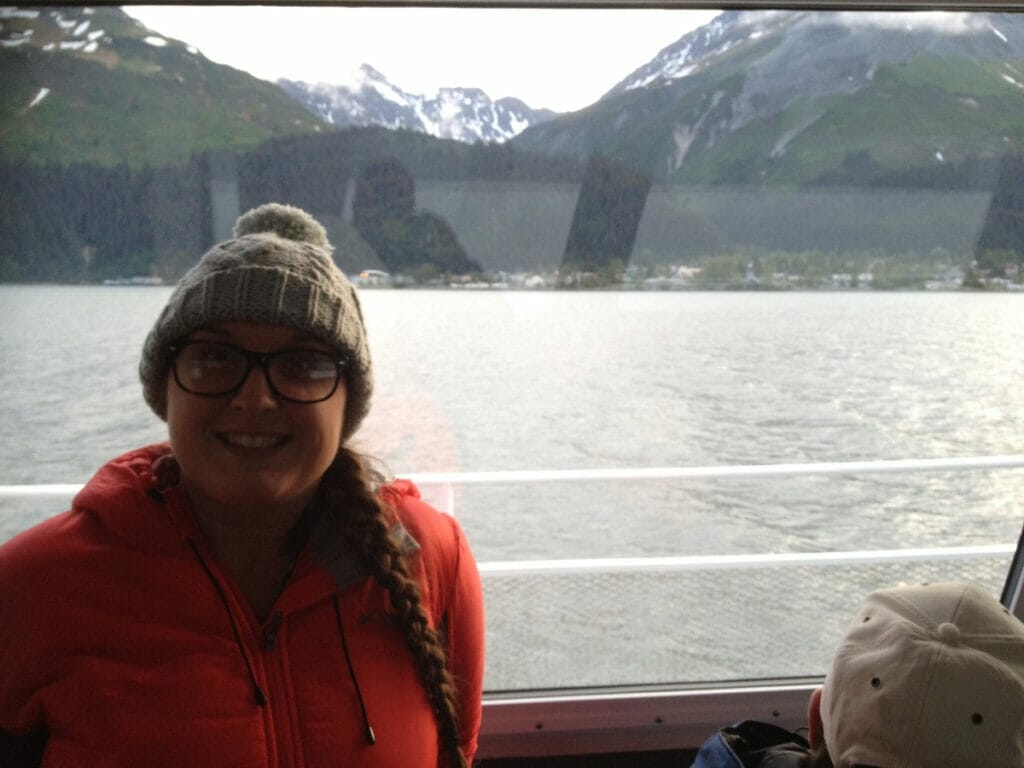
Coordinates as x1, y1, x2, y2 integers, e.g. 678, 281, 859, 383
140, 203, 372, 439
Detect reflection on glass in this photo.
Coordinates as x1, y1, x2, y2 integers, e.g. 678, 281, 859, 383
1, 5, 1023, 691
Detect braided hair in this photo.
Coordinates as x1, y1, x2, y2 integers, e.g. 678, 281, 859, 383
321, 447, 468, 768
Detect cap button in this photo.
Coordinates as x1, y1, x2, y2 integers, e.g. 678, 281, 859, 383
937, 622, 961, 645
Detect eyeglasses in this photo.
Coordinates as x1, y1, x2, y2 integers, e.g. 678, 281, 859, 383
169, 340, 346, 404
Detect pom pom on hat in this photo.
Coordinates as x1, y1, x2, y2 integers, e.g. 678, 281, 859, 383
234, 202, 330, 248
139, 204, 373, 440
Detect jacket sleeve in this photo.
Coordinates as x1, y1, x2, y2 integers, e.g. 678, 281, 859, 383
0, 521, 56, 765
443, 514, 485, 764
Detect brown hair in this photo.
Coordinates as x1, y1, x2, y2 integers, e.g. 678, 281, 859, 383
322, 447, 467, 768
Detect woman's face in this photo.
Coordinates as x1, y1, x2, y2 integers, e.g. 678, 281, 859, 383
165, 321, 347, 521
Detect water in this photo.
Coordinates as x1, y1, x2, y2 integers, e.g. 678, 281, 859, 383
2, 285, 1023, 688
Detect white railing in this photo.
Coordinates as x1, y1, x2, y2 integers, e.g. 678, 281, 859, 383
403, 453, 1024, 512
4, 453, 1023, 501
0, 483, 84, 498
3, 454, 1022, 757
4, 457, 1021, 591
406, 454, 1024, 485
478, 543, 1015, 575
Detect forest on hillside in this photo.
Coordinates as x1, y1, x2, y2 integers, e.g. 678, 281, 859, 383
2, 127, 1023, 284
0, 128, 584, 282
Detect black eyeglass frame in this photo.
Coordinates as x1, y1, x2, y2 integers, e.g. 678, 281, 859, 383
168, 340, 347, 404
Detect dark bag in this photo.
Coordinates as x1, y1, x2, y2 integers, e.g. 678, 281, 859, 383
691, 720, 811, 768
0, 729, 46, 768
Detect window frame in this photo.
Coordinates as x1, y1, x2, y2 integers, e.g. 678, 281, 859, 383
14, 0, 1024, 757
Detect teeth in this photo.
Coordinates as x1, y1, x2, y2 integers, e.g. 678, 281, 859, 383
221, 433, 285, 449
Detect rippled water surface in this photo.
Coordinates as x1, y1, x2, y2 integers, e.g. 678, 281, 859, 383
3, 286, 1022, 687
3, 286, 1022, 551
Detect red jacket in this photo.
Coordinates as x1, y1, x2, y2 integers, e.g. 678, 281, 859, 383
0, 444, 484, 767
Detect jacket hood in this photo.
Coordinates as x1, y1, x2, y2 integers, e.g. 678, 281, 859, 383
73, 443, 422, 592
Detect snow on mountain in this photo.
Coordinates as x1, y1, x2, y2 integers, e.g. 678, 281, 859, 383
278, 65, 557, 144
1, 7, 553, 146
2, 6, 101, 53
596, 10, 1024, 150
608, 9, 1024, 114
0, 6, 200, 60
514, 9, 1024, 185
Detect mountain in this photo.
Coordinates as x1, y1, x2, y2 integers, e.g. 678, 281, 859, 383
0, 5, 558, 168
5, 6, 1024, 283
0, 5, 325, 166
279, 66, 558, 144
512, 10, 1024, 185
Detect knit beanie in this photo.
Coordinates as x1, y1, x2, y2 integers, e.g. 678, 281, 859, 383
139, 203, 372, 439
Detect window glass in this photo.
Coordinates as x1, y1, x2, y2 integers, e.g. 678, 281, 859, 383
1, 4, 1022, 694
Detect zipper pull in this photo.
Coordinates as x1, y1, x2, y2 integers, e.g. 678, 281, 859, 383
261, 611, 284, 650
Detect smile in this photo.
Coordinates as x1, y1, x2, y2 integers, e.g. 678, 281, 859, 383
218, 432, 288, 450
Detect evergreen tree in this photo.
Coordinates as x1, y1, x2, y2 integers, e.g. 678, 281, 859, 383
975, 153, 1024, 261
562, 155, 651, 276
352, 157, 478, 275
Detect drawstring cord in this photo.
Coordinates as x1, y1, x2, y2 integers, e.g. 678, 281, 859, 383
333, 595, 377, 746
186, 539, 269, 707
164, 485, 374, 744
148, 471, 266, 706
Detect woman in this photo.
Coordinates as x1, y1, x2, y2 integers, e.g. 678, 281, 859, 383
0, 204, 485, 767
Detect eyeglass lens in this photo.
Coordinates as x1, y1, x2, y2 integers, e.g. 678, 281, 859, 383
173, 341, 341, 402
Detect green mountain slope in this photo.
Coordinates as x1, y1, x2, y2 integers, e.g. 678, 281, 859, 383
514, 11, 1024, 188
677, 56, 1024, 185
0, 6, 325, 166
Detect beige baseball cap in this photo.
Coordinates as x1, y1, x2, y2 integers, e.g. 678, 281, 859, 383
821, 581, 1024, 768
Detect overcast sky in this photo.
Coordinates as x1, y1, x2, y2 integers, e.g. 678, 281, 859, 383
124, 6, 720, 112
